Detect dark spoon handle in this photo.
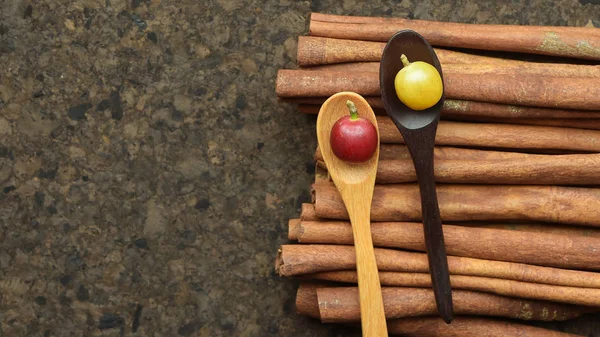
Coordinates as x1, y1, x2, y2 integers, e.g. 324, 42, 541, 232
405, 127, 454, 324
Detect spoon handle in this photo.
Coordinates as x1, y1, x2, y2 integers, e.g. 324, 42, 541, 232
406, 133, 454, 324
344, 192, 389, 337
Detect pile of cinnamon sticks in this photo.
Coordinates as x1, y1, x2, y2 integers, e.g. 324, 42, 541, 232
274, 12, 600, 337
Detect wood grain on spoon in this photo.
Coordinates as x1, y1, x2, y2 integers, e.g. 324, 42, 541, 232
379, 29, 453, 323
315, 92, 388, 337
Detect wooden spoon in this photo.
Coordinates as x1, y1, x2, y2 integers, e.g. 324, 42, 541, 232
316, 92, 388, 337
379, 29, 454, 323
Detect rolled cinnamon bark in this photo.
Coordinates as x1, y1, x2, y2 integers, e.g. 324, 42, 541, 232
303, 61, 600, 78
369, 154, 600, 185
294, 213, 600, 238
450, 63, 600, 77
300, 104, 600, 130
297, 36, 522, 66
297, 36, 384, 66
295, 282, 323, 318
275, 69, 377, 97
314, 286, 593, 322
312, 182, 600, 226
440, 100, 600, 119
291, 97, 600, 119
302, 271, 600, 306
293, 221, 600, 270
322, 157, 598, 182
287, 219, 302, 240
381, 119, 600, 152
387, 316, 584, 337
308, 15, 600, 61
275, 69, 600, 110
295, 285, 590, 335
300, 203, 319, 221
447, 116, 600, 131
461, 222, 600, 239
277, 245, 600, 288
315, 144, 534, 163
446, 73, 600, 110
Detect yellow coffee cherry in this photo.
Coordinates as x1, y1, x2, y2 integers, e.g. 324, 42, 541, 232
394, 54, 443, 111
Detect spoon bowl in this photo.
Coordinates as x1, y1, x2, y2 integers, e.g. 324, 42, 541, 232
317, 94, 379, 185
379, 30, 454, 324
317, 91, 388, 337
380, 30, 445, 130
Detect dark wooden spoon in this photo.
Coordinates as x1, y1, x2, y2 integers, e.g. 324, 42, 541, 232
379, 29, 454, 324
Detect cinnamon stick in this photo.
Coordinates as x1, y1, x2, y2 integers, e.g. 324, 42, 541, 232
300, 203, 319, 221
297, 36, 523, 66
300, 104, 600, 131
378, 117, 600, 152
320, 156, 600, 184
315, 144, 534, 163
287, 219, 302, 240
275, 69, 378, 96
447, 73, 600, 110
460, 222, 600, 239
303, 61, 600, 78
294, 214, 600, 239
290, 97, 600, 119
366, 154, 600, 185
292, 221, 600, 270
447, 116, 600, 131
441, 100, 600, 119
386, 316, 583, 337
302, 271, 600, 306
295, 285, 589, 335
277, 245, 600, 288
308, 14, 600, 61
276, 69, 600, 110
313, 286, 593, 322
451, 63, 600, 77
312, 182, 600, 226
297, 36, 384, 66
295, 282, 322, 319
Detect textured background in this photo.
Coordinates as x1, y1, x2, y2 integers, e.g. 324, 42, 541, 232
1, 0, 600, 336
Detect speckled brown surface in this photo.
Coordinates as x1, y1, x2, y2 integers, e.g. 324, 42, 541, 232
1, 0, 600, 336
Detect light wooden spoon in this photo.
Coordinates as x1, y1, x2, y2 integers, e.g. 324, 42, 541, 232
316, 91, 388, 337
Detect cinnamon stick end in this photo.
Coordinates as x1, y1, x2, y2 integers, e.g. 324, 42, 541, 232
296, 283, 322, 319
300, 203, 319, 221
274, 247, 284, 276
297, 35, 326, 67
310, 184, 317, 203
288, 218, 301, 240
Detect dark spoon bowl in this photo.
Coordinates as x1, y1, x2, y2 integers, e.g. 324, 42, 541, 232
379, 29, 453, 324
380, 30, 445, 130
